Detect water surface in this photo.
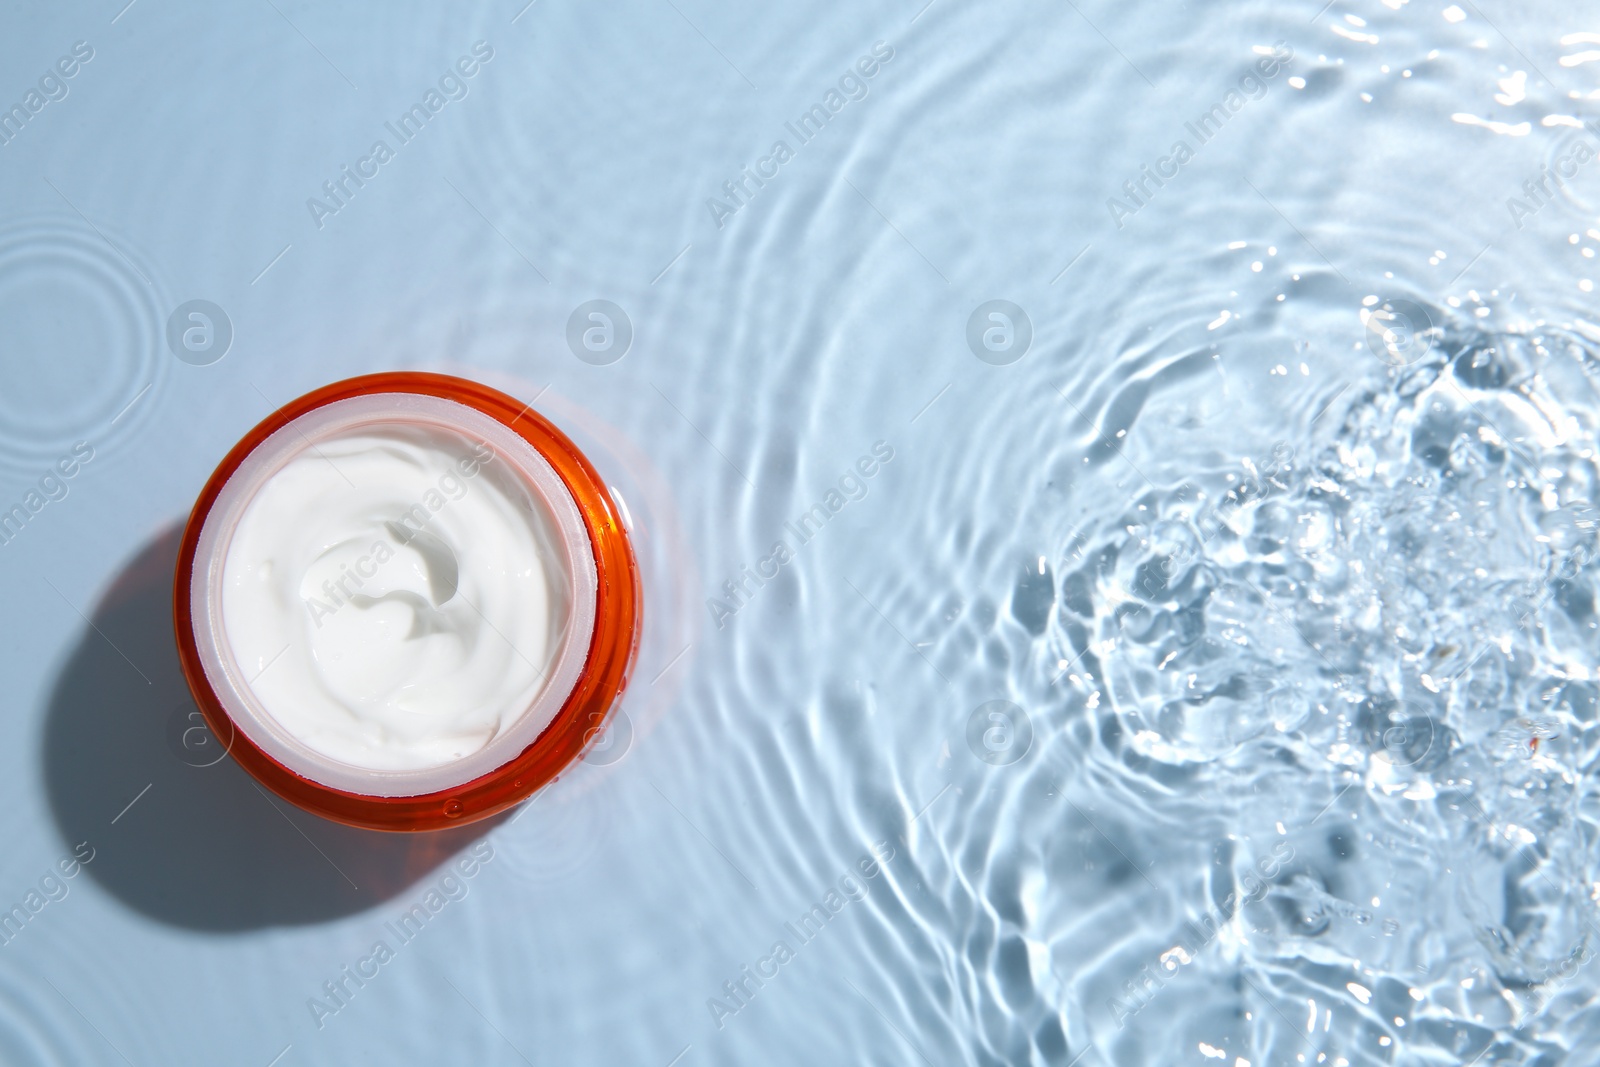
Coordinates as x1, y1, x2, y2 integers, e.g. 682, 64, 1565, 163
2, 0, 1599, 1064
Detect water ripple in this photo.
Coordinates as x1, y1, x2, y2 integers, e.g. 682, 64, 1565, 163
0, 217, 166, 473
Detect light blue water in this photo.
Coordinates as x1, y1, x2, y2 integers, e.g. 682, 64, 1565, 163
2, 0, 1599, 1064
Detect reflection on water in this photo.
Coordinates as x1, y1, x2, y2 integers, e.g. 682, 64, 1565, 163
4, 0, 1600, 1063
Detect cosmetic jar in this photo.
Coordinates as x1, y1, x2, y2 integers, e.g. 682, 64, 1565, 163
174, 373, 640, 831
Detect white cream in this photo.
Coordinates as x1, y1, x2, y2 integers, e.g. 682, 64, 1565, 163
218, 421, 571, 772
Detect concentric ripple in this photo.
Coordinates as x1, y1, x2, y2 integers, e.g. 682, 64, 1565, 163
0, 217, 166, 473
0, 969, 102, 1066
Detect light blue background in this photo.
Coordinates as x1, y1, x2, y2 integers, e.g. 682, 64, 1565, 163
0, 0, 1595, 1064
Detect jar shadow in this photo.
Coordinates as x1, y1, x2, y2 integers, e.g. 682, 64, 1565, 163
41, 525, 505, 931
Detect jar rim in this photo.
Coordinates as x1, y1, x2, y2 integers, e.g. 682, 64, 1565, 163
174, 373, 641, 831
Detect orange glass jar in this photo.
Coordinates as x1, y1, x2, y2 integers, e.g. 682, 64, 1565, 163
174, 373, 640, 831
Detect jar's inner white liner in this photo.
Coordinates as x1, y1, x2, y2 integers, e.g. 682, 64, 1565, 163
189, 393, 598, 798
